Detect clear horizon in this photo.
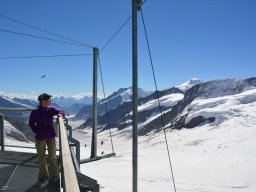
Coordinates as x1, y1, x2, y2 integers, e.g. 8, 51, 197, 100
1, 76, 256, 100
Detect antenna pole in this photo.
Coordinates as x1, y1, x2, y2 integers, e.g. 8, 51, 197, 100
132, 1, 141, 192
91, 47, 99, 158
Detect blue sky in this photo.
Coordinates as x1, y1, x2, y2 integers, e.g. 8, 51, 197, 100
0, 0, 256, 97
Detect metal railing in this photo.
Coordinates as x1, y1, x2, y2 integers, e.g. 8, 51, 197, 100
0, 107, 33, 151
0, 107, 34, 111
0, 107, 99, 191
0, 109, 80, 161
0, 115, 4, 151
0, 109, 81, 191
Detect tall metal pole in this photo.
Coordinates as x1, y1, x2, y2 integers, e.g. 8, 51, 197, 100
91, 47, 99, 158
132, 1, 141, 191
0, 115, 5, 151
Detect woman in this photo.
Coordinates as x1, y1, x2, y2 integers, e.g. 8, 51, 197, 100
29, 93, 65, 184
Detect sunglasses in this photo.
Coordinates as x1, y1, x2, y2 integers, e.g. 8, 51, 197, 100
42, 99, 52, 103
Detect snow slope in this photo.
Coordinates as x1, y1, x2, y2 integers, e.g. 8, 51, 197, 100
3, 96, 256, 192
71, 115, 256, 192
4, 119, 31, 144
2, 79, 256, 191
70, 86, 256, 192
138, 93, 184, 112
0, 95, 33, 108
181, 88, 256, 127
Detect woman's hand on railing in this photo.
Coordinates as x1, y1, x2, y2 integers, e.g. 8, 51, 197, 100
57, 114, 63, 117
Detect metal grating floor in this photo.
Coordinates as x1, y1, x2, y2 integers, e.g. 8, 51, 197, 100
0, 151, 60, 192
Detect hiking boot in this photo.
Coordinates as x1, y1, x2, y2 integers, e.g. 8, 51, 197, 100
49, 176, 60, 185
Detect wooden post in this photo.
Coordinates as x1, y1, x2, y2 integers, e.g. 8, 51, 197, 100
58, 116, 80, 192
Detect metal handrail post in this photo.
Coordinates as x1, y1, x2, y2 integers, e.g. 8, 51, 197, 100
68, 136, 81, 166
0, 115, 4, 151
64, 118, 72, 138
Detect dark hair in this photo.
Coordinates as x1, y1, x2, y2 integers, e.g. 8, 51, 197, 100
38, 93, 52, 101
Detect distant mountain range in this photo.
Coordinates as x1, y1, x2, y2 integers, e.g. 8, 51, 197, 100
0, 87, 152, 140
53, 93, 94, 107
2, 77, 256, 140
52, 94, 95, 115
74, 87, 153, 120
0, 93, 95, 115
79, 77, 256, 136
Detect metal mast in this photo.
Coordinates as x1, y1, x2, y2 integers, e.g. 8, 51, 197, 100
91, 47, 99, 158
132, 1, 141, 192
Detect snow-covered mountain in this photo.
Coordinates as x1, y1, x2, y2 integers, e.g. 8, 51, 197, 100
2, 77, 256, 140
4, 119, 29, 142
98, 87, 152, 105
0, 92, 96, 115
79, 77, 256, 135
74, 87, 152, 120
12, 98, 38, 108
140, 77, 256, 135
53, 94, 96, 115
0, 95, 34, 113
0, 95, 36, 141
79, 86, 183, 130
71, 77, 256, 190
176, 77, 202, 92
2, 77, 256, 191
73, 92, 256, 191
53, 93, 95, 107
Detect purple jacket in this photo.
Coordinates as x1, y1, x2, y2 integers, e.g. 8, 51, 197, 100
29, 106, 65, 140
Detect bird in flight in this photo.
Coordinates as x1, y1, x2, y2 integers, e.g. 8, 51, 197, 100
41, 75, 46, 79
